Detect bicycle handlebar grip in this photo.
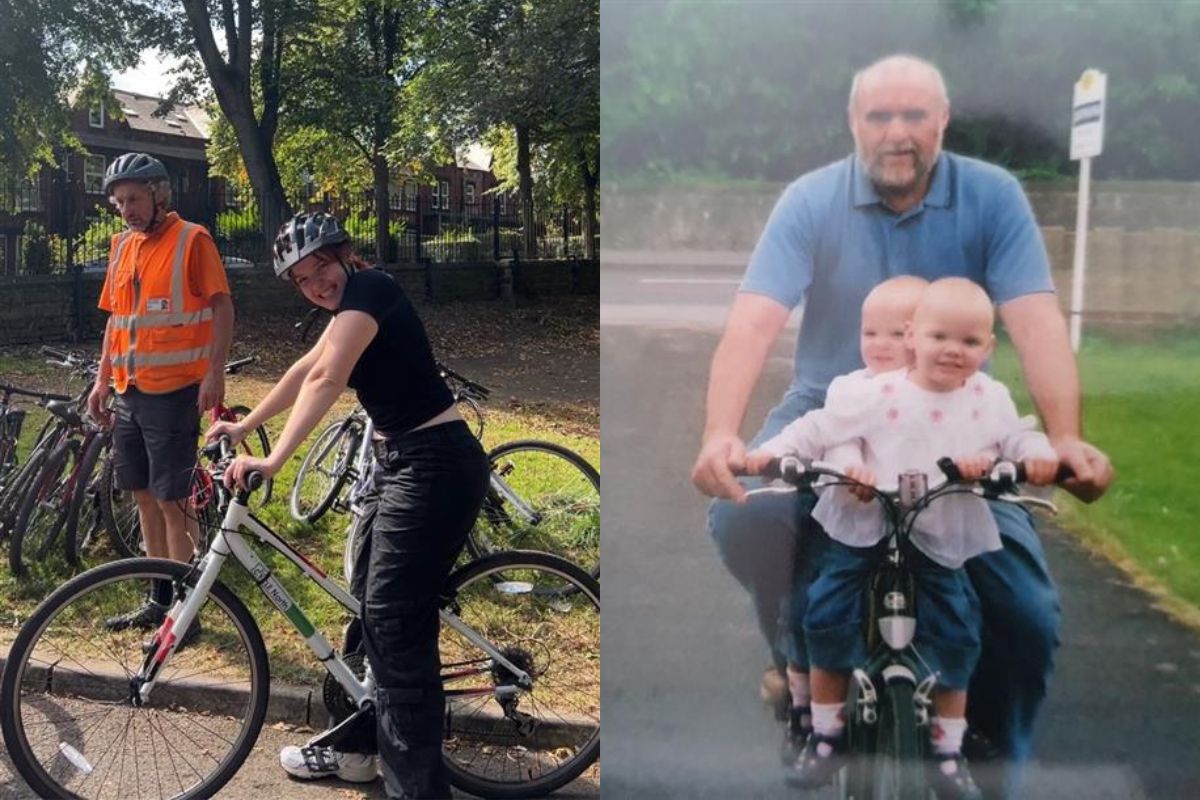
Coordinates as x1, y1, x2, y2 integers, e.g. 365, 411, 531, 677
937, 457, 963, 482
1010, 462, 1077, 484
224, 356, 256, 374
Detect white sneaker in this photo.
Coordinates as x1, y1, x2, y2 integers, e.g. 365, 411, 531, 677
279, 745, 378, 783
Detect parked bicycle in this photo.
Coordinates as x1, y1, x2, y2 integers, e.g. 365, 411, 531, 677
752, 455, 1067, 800
0, 439, 600, 800
289, 372, 599, 582
102, 355, 274, 558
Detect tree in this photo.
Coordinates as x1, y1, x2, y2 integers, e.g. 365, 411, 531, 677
284, 0, 430, 262
0, 0, 143, 181
164, 0, 299, 244
419, 0, 599, 257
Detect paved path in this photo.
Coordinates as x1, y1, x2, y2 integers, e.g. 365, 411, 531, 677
600, 262, 1200, 798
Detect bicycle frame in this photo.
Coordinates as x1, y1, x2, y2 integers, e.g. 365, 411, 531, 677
135, 485, 535, 710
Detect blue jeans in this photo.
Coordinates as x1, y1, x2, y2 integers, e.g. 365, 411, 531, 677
804, 533, 981, 690
707, 399, 1062, 799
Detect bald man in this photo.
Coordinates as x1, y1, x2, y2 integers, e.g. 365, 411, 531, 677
691, 54, 1113, 799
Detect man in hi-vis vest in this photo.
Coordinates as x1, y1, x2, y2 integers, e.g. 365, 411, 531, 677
86, 153, 234, 634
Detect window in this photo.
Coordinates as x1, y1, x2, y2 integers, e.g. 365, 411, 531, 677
89, 103, 105, 129
84, 154, 106, 195
15, 178, 41, 212
404, 180, 417, 211
389, 184, 403, 211
438, 180, 450, 210
498, 192, 508, 215
465, 182, 476, 209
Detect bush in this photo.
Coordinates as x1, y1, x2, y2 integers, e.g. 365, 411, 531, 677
20, 221, 54, 275
74, 207, 124, 267
343, 214, 408, 261
423, 225, 484, 263
214, 207, 263, 258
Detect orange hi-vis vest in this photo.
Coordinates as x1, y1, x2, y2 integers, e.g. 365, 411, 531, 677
105, 214, 215, 393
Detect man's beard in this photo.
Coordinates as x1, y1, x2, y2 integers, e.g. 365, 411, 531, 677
867, 149, 933, 198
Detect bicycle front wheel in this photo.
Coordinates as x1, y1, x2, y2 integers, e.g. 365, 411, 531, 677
9, 437, 79, 580
0, 558, 270, 800
872, 679, 928, 800
441, 550, 600, 798
469, 440, 600, 580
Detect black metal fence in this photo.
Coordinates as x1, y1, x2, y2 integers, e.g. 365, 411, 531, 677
1, 177, 598, 277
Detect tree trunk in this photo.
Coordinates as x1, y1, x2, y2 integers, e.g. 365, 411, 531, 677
373, 154, 392, 263
578, 141, 598, 261
516, 123, 535, 259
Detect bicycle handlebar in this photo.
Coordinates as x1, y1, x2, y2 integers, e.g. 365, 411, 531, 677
224, 356, 256, 375
437, 362, 491, 399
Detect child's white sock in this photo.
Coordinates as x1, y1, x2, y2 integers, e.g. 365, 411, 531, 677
931, 716, 968, 772
810, 702, 845, 757
786, 666, 811, 708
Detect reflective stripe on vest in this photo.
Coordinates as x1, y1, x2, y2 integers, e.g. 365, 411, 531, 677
111, 345, 212, 369
110, 222, 199, 332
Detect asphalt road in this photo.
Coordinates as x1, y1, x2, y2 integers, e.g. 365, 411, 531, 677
600, 259, 1200, 799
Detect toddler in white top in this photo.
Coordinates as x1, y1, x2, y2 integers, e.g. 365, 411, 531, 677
746, 277, 1059, 798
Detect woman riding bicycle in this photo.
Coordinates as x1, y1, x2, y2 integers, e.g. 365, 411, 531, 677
207, 212, 490, 798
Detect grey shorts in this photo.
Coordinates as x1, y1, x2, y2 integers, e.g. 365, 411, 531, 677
113, 384, 200, 501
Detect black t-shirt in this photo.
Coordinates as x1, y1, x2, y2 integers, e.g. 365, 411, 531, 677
335, 268, 452, 437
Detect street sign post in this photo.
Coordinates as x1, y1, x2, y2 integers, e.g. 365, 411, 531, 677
1068, 69, 1107, 352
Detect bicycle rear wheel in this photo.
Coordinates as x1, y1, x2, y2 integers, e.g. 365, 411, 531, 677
288, 417, 361, 524
0, 558, 270, 800
468, 440, 600, 580
872, 679, 928, 800
440, 550, 600, 798
99, 456, 141, 558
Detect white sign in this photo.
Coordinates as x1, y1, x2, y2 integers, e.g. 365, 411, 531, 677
1070, 69, 1106, 160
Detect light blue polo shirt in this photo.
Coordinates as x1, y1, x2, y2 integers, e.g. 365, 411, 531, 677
741, 151, 1053, 418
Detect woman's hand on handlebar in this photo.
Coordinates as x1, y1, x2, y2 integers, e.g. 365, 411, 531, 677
205, 420, 246, 447
223, 454, 277, 491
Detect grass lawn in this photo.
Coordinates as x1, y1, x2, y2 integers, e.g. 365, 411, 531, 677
0, 364, 599, 687
992, 329, 1200, 625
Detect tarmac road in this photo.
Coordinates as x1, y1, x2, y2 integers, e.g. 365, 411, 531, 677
600, 258, 1200, 799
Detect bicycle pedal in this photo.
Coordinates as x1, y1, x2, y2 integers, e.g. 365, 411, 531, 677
309, 704, 378, 753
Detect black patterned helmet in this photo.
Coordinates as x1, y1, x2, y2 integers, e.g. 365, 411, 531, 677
103, 152, 168, 194
272, 212, 350, 279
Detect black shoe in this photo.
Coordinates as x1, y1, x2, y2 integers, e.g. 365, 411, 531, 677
927, 752, 983, 800
961, 729, 1001, 762
779, 704, 812, 766
784, 732, 845, 789
104, 601, 168, 632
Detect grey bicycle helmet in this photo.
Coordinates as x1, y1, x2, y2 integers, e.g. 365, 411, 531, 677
273, 212, 350, 279
103, 152, 169, 194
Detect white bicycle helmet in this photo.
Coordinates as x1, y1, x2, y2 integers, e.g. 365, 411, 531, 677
272, 212, 350, 280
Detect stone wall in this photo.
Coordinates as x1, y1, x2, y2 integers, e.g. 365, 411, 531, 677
0, 259, 598, 346
604, 181, 1200, 322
